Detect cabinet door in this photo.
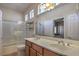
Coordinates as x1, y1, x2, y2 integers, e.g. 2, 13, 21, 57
25, 46, 30, 56
26, 40, 32, 47
44, 48, 59, 56
37, 52, 42, 56
32, 43, 43, 54
30, 48, 36, 56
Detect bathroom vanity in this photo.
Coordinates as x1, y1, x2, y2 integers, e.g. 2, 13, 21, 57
25, 38, 61, 56
25, 37, 79, 56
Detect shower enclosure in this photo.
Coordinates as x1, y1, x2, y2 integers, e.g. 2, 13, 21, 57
2, 20, 26, 55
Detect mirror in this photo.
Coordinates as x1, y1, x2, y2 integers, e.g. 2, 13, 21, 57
43, 20, 54, 36
35, 12, 79, 41
35, 18, 64, 38
53, 18, 64, 38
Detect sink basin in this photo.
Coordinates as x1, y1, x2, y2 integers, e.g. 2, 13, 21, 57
33, 38, 79, 49
35, 39, 70, 51
49, 42, 79, 49
34, 39, 58, 44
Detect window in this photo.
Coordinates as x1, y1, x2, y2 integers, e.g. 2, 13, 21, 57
25, 14, 28, 21
38, 3, 60, 14
38, 3, 46, 14
29, 9, 34, 19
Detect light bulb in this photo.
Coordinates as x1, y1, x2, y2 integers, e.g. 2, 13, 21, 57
46, 3, 50, 7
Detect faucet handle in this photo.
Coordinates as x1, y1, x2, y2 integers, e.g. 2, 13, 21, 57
58, 40, 65, 46
65, 43, 71, 46
67, 43, 70, 46
58, 41, 61, 44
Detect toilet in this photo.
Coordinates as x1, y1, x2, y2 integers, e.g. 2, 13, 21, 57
17, 45, 25, 56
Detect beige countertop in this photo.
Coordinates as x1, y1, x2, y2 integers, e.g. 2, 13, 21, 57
24, 37, 79, 56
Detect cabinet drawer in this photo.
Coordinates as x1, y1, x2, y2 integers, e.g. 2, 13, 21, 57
32, 44, 43, 54
37, 52, 42, 56
26, 40, 32, 47
44, 48, 59, 56
30, 48, 36, 56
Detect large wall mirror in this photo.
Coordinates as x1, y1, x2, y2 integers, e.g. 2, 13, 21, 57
35, 12, 79, 41
35, 18, 64, 38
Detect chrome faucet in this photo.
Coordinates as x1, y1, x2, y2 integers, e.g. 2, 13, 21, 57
58, 40, 65, 46
58, 40, 71, 46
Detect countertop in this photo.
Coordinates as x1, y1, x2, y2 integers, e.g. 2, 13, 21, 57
24, 37, 79, 56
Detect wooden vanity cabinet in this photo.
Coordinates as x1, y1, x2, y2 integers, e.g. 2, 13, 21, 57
25, 40, 60, 56
25, 45, 30, 56
32, 44, 43, 54
26, 40, 32, 47
25, 40, 43, 56
37, 52, 42, 56
43, 48, 59, 56
25, 41, 31, 56
30, 48, 37, 56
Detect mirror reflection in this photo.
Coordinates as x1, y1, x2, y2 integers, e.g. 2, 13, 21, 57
35, 12, 79, 41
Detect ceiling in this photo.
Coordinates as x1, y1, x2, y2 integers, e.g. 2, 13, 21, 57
0, 3, 33, 13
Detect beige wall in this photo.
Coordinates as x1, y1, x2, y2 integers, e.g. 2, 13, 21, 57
0, 6, 24, 21
64, 12, 79, 40
0, 9, 2, 55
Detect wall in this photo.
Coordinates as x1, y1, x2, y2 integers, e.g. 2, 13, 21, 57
64, 12, 79, 41
0, 6, 24, 21
0, 10, 2, 55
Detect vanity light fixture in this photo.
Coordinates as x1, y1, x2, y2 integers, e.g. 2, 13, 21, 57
45, 3, 55, 10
